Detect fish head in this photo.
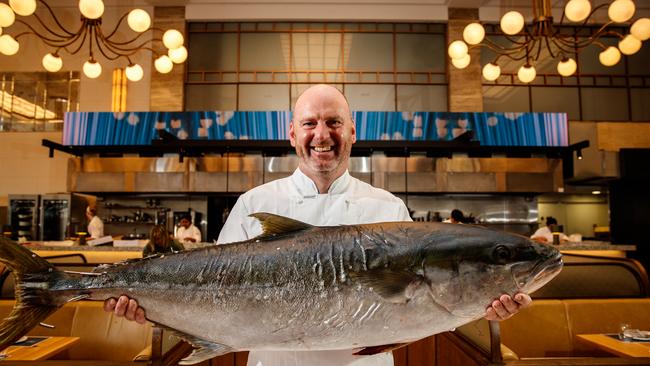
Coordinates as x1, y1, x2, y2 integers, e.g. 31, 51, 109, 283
416, 224, 562, 317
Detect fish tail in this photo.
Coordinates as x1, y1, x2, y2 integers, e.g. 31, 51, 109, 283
0, 237, 68, 349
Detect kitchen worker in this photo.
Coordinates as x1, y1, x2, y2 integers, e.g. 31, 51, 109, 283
86, 206, 104, 239
175, 214, 202, 244
104, 84, 532, 365
531, 216, 569, 243
143, 225, 184, 257
443, 209, 465, 224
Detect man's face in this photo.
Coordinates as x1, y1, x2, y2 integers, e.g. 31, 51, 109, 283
290, 86, 356, 178
180, 218, 190, 228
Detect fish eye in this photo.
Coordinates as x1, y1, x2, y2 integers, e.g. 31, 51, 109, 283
493, 245, 512, 263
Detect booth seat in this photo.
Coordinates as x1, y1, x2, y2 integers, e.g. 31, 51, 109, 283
0, 300, 152, 362
500, 298, 650, 358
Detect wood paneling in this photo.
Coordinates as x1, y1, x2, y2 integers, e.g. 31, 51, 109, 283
150, 7, 186, 111
597, 123, 650, 152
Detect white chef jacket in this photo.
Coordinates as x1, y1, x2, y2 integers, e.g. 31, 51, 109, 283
87, 215, 104, 238
176, 224, 202, 243
531, 226, 569, 242
217, 168, 412, 366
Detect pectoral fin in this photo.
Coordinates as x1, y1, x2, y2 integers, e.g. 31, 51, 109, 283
353, 343, 409, 355
167, 330, 234, 365
349, 269, 426, 304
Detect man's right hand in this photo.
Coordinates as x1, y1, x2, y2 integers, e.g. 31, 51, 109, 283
104, 296, 147, 324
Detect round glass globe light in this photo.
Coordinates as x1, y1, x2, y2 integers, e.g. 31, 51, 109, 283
0, 3, 15, 28
619, 34, 642, 55
565, 0, 591, 23
154, 55, 173, 74
631, 18, 650, 41
79, 0, 104, 20
517, 64, 536, 83
599, 46, 621, 66
447, 40, 468, 60
83, 60, 102, 78
9, 0, 36, 17
168, 46, 187, 64
463, 23, 485, 45
557, 58, 577, 77
500, 11, 525, 35
42, 53, 63, 72
599, 46, 622, 67
125, 64, 144, 82
608, 0, 635, 23
0, 34, 19, 55
127, 9, 150, 33
162, 29, 183, 49
451, 54, 471, 69
482, 63, 501, 81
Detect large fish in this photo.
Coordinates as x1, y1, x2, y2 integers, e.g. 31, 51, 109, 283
0, 213, 562, 364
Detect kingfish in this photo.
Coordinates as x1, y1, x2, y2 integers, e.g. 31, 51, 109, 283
0, 213, 562, 364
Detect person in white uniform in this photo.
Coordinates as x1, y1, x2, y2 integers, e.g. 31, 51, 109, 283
175, 215, 202, 243
86, 206, 104, 239
531, 216, 569, 243
103, 84, 533, 365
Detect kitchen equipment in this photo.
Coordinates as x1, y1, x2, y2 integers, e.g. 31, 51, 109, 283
40, 193, 93, 241
8, 195, 40, 240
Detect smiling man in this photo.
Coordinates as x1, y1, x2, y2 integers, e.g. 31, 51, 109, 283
105, 84, 531, 366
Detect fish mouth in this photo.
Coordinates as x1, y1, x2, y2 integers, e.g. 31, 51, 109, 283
512, 251, 563, 293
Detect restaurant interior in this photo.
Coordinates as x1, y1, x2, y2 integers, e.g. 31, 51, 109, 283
0, 0, 650, 365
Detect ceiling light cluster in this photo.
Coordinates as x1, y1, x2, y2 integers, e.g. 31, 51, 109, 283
0, 0, 188, 81
448, 0, 650, 83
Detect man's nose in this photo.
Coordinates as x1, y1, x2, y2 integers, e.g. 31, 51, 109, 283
313, 121, 331, 140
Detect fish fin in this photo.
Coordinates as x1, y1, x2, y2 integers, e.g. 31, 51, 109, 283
353, 343, 409, 355
350, 269, 425, 304
0, 237, 62, 349
168, 330, 234, 365
249, 212, 313, 240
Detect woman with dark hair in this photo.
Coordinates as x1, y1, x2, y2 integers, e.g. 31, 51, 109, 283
143, 225, 184, 257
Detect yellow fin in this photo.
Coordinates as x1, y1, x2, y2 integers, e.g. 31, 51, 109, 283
249, 213, 313, 240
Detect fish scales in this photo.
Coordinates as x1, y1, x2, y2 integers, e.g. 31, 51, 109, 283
0, 213, 562, 364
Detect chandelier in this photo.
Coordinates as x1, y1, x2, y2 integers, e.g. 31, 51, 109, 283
0, 0, 187, 81
447, 0, 650, 83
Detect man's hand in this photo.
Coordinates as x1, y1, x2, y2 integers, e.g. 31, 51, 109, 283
183, 237, 197, 243
484, 293, 531, 321
104, 296, 147, 324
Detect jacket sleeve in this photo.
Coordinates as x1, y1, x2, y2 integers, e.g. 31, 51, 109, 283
217, 196, 253, 244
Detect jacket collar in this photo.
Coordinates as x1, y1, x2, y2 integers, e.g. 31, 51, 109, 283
291, 168, 351, 198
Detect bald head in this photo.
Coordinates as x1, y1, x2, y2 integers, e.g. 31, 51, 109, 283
293, 84, 352, 123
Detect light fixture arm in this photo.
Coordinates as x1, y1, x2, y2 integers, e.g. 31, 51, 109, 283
0, 0, 187, 81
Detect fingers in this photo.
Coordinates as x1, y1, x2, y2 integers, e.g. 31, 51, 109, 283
135, 307, 147, 324
113, 295, 130, 316
514, 293, 532, 307
103, 298, 117, 312
484, 293, 532, 321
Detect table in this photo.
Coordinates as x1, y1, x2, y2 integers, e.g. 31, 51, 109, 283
576, 334, 650, 358
0, 336, 80, 360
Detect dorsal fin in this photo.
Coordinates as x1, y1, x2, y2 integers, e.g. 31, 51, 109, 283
249, 213, 313, 240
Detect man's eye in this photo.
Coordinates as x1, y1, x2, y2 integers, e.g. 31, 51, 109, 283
328, 120, 342, 127
302, 121, 316, 128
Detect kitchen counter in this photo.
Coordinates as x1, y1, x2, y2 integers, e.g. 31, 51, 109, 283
21, 241, 211, 264
557, 240, 636, 258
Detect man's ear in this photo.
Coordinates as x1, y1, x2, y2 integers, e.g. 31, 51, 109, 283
289, 121, 296, 147
350, 119, 357, 144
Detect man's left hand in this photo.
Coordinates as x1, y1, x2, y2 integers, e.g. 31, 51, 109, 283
484, 293, 531, 321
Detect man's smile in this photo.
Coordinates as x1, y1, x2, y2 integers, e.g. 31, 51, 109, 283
312, 145, 334, 152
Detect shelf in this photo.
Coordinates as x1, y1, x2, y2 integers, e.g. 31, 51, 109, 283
104, 221, 156, 225
102, 205, 166, 210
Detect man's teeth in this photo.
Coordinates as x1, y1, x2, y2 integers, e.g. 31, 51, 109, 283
313, 146, 332, 152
